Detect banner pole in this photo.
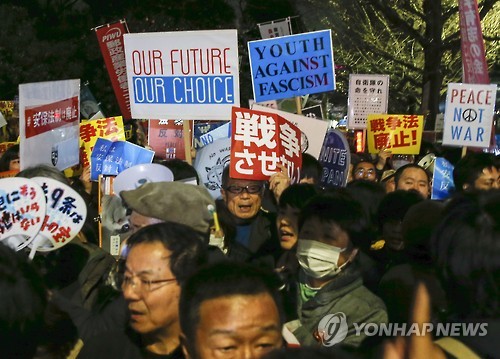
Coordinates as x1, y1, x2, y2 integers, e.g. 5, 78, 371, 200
295, 97, 302, 115
461, 146, 467, 158
183, 120, 192, 164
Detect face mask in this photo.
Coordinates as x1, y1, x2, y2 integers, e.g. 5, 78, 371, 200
296, 239, 348, 279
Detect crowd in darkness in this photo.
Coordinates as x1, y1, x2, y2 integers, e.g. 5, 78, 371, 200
0, 125, 499, 358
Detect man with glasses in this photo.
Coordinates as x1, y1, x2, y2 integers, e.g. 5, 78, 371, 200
78, 222, 207, 358
216, 166, 280, 267
352, 159, 378, 182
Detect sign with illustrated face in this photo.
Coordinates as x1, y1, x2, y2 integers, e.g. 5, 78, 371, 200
0, 177, 46, 251
248, 30, 335, 102
442, 83, 497, 148
124, 29, 240, 120
230, 107, 302, 183
367, 114, 424, 154
29, 177, 87, 252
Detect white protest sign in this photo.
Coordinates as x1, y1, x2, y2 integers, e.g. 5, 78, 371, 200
124, 30, 240, 120
442, 83, 497, 148
251, 103, 329, 159
0, 177, 46, 251
19, 79, 80, 171
29, 177, 87, 254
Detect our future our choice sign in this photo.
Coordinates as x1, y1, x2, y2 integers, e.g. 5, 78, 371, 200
248, 30, 336, 102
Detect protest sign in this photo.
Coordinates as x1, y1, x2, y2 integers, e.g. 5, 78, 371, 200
318, 129, 350, 188
347, 74, 389, 129
90, 138, 154, 180
0, 177, 46, 251
257, 18, 291, 39
80, 116, 125, 168
366, 114, 424, 154
431, 157, 455, 200
19, 79, 80, 171
230, 107, 301, 182
29, 177, 87, 254
193, 121, 227, 149
148, 119, 187, 160
251, 103, 329, 159
124, 30, 239, 120
198, 122, 231, 149
248, 30, 335, 102
302, 104, 324, 119
442, 83, 497, 148
193, 137, 231, 199
95, 20, 132, 119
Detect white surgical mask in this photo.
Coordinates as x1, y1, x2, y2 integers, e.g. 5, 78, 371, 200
296, 239, 348, 279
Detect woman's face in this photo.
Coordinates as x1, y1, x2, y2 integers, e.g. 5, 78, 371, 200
9, 158, 20, 171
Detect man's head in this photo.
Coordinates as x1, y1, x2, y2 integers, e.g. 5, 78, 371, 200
394, 163, 430, 198
121, 181, 215, 240
353, 160, 377, 182
297, 191, 368, 280
221, 166, 265, 220
453, 152, 499, 192
299, 153, 323, 184
179, 261, 284, 359
120, 222, 207, 338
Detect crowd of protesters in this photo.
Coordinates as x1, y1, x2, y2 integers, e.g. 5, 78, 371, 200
1, 124, 499, 359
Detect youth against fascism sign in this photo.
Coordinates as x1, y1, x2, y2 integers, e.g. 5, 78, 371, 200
248, 30, 335, 102
124, 30, 240, 120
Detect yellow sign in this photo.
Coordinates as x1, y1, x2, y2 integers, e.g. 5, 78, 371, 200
64, 116, 125, 178
367, 114, 424, 154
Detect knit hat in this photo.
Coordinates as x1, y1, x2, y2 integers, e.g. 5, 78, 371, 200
121, 181, 215, 234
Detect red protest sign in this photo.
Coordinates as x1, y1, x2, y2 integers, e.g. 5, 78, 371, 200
230, 106, 301, 182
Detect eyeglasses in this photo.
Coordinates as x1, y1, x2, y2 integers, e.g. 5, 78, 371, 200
354, 168, 376, 177
224, 184, 263, 194
118, 273, 177, 293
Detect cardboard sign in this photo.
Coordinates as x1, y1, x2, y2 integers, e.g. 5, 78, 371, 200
367, 114, 424, 154
148, 119, 186, 160
193, 137, 231, 199
318, 129, 350, 188
251, 103, 329, 159
347, 74, 389, 129
80, 116, 126, 169
442, 83, 497, 148
90, 138, 154, 180
431, 157, 455, 200
0, 177, 46, 251
29, 177, 87, 252
230, 107, 301, 182
248, 30, 335, 102
124, 30, 240, 120
19, 79, 80, 171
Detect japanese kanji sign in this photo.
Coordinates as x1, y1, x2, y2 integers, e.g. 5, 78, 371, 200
95, 20, 132, 119
124, 30, 240, 120
90, 138, 154, 181
431, 157, 455, 200
442, 83, 497, 148
30, 177, 87, 252
318, 129, 350, 188
347, 74, 389, 129
251, 103, 329, 159
148, 120, 187, 160
0, 177, 46, 251
230, 107, 302, 182
248, 30, 335, 102
19, 79, 80, 171
367, 114, 424, 154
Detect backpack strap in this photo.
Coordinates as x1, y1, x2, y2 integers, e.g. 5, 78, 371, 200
434, 337, 480, 359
